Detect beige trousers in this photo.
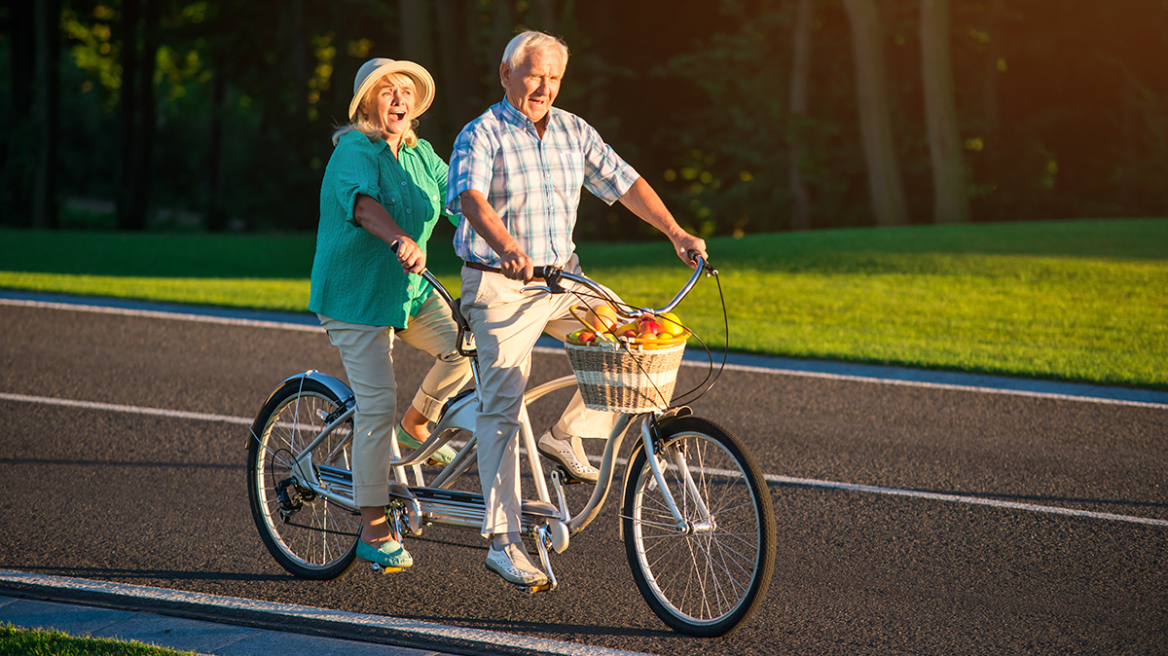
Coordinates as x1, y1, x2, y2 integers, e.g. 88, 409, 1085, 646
319, 292, 473, 507
460, 254, 621, 537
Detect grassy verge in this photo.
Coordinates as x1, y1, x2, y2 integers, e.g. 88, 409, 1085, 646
0, 624, 196, 656
1, 219, 1165, 389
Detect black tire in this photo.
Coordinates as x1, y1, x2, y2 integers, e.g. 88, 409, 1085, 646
622, 416, 776, 636
246, 377, 360, 579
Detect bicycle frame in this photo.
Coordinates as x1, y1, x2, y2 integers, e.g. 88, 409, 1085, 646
251, 257, 717, 563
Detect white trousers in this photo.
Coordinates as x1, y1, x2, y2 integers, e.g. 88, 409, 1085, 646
461, 254, 621, 537
319, 292, 473, 507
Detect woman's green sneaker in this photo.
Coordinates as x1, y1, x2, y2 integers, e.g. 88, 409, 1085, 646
396, 423, 457, 464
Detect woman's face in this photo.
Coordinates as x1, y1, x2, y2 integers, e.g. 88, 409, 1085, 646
365, 76, 414, 142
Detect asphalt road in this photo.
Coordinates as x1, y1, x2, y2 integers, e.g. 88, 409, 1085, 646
1, 301, 1166, 655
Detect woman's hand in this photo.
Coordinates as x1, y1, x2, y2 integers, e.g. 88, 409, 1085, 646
393, 237, 426, 274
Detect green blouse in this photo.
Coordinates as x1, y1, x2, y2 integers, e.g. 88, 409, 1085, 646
309, 130, 456, 328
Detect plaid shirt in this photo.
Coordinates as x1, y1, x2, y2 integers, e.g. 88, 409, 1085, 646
446, 100, 640, 267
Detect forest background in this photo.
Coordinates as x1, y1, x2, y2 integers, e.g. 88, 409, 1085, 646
3, 0, 1167, 239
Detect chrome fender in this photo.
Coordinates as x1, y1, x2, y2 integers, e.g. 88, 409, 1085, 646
246, 370, 354, 448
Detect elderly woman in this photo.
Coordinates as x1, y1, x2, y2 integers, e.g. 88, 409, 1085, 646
309, 58, 471, 571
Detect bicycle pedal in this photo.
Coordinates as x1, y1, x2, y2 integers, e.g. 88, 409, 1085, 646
520, 582, 555, 594
553, 465, 587, 485
368, 563, 408, 575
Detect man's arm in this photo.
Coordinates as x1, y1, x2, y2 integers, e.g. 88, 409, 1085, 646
618, 177, 709, 266
353, 194, 425, 274
458, 190, 535, 281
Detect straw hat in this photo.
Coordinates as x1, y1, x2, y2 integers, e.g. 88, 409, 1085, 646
348, 58, 435, 122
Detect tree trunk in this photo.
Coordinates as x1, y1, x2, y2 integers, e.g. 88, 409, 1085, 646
122, 0, 158, 231
841, 0, 908, 226
32, 0, 61, 229
10, 0, 35, 120
435, 1, 479, 135
980, 0, 1006, 197
401, 0, 436, 140
4, 0, 36, 225
290, 0, 308, 119
205, 48, 228, 232
788, 0, 814, 231
491, 0, 514, 64
530, 0, 558, 34
116, 0, 141, 230
920, 0, 969, 223
401, 0, 436, 69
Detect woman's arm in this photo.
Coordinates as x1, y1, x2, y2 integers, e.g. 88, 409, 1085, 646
354, 194, 425, 273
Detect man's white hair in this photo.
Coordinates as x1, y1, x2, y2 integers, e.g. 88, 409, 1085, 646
501, 30, 569, 71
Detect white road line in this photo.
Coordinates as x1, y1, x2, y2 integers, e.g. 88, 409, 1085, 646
706, 361, 1168, 410
764, 474, 1168, 528
3, 392, 1164, 529
6, 295, 1167, 409
535, 346, 1168, 410
0, 298, 323, 333
0, 392, 253, 425
0, 570, 656, 656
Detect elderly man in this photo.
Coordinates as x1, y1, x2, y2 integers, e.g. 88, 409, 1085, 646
445, 30, 708, 587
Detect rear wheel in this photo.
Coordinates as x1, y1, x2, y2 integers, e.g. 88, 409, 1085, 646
247, 378, 360, 579
622, 416, 776, 636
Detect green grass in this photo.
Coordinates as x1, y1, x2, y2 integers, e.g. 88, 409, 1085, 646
0, 624, 196, 656
1, 218, 1165, 389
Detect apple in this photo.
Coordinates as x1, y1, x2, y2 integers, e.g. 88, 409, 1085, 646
638, 320, 662, 336
658, 311, 685, 337
622, 329, 638, 338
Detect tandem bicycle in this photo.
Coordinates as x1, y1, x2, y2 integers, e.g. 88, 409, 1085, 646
245, 254, 776, 637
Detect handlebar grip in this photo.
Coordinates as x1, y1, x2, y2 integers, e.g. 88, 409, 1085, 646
532, 265, 560, 280
389, 240, 401, 254
686, 249, 704, 266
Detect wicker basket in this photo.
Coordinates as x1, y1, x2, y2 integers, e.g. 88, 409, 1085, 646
565, 340, 686, 413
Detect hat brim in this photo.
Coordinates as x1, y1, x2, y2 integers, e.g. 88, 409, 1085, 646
348, 60, 435, 123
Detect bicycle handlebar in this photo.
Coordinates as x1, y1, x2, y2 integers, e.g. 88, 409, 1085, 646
390, 239, 714, 353
531, 253, 713, 317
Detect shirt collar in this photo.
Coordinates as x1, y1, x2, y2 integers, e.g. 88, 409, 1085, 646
496, 98, 560, 134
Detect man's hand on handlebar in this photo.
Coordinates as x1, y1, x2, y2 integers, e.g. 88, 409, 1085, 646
673, 234, 709, 268
498, 247, 536, 282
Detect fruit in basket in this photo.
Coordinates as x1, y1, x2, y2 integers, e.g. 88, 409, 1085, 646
568, 329, 596, 344
584, 304, 620, 332
658, 311, 685, 337
638, 320, 662, 337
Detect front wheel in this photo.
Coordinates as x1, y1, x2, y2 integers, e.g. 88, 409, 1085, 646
622, 416, 776, 636
247, 377, 361, 579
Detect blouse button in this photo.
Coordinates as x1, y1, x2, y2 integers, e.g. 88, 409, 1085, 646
401, 181, 407, 186
406, 208, 412, 213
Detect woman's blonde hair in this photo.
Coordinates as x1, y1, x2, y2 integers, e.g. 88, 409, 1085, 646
332, 72, 421, 147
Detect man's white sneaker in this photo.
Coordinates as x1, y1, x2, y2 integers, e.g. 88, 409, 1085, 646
485, 542, 549, 586
537, 431, 599, 483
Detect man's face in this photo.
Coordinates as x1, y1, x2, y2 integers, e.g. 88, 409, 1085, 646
502, 47, 564, 126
